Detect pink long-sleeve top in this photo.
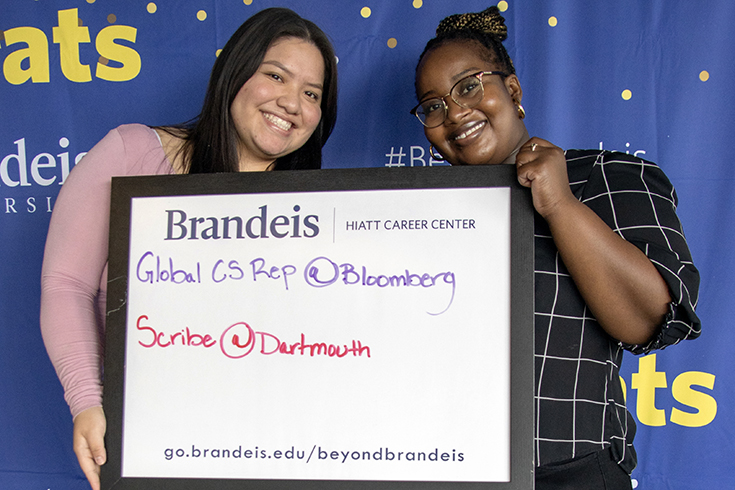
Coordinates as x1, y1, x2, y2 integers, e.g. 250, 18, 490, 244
40, 124, 174, 418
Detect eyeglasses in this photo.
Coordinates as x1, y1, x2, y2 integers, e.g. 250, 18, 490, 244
410, 71, 508, 128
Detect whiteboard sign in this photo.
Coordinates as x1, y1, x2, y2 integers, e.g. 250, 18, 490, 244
103, 166, 534, 490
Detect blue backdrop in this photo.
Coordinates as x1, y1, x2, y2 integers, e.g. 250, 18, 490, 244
1, 1, 730, 488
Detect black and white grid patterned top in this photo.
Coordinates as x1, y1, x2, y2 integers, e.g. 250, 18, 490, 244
533, 149, 701, 473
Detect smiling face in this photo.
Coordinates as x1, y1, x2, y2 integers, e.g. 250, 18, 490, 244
415, 40, 529, 165
230, 37, 325, 171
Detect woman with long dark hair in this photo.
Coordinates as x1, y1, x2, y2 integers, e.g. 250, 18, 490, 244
40, 8, 338, 489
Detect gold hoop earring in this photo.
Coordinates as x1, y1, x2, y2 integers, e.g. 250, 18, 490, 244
517, 103, 526, 120
430, 145, 445, 161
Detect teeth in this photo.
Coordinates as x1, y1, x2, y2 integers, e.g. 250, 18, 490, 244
454, 121, 485, 140
264, 113, 292, 131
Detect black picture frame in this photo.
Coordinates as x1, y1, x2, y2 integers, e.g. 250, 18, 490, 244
103, 165, 535, 490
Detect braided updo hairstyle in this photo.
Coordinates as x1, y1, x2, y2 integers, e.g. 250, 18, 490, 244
415, 6, 515, 95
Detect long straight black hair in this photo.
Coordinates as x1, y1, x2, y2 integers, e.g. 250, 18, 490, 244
167, 8, 338, 173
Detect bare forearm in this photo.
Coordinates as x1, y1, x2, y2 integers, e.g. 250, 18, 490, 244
545, 198, 672, 344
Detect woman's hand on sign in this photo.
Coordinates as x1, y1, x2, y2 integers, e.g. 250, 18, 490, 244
73, 406, 107, 490
515, 138, 575, 220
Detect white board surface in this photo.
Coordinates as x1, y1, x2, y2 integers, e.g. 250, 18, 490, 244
121, 187, 512, 482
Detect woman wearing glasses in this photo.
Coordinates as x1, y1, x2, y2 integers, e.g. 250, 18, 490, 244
412, 7, 700, 490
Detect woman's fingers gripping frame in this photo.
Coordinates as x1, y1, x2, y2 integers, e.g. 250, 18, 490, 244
73, 406, 107, 490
